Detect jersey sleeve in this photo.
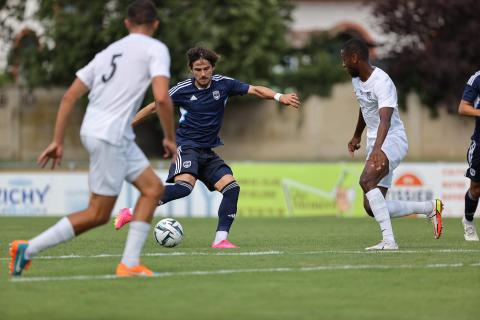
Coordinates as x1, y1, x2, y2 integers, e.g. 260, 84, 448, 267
462, 73, 480, 103
375, 77, 398, 109
168, 83, 184, 105
148, 42, 171, 79
225, 78, 249, 96
75, 56, 97, 89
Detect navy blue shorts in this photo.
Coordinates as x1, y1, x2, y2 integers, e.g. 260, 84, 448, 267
466, 140, 480, 182
167, 146, 233, 191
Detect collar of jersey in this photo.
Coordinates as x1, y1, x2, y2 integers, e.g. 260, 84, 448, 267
193, 77, 212, 90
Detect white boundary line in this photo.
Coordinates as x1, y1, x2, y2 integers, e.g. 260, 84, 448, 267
1, 249, 480, 262
10, 262, 480, 283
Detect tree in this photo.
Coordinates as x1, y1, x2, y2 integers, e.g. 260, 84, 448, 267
370, 0, 480, 113
2, 0, 293, 88
278, 32, 349, 99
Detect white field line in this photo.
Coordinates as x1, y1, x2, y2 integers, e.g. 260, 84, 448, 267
1, 249, 480, 262
10, 262, 480, 283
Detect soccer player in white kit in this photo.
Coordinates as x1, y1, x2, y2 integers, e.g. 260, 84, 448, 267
340, 38, 443, 250
9, 0, 176, 277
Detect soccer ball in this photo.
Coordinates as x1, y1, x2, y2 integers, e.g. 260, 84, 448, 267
153, 218, 184, 248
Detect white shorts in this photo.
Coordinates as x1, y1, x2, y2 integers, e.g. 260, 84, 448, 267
367, 134, 408, 188
81, 135, 150, 196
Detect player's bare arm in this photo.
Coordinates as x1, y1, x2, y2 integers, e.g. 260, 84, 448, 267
348, 108, 366, 157
132, 102, 156, 126
458, 99, 480, 117
152, 75, 177, 159
37, 78, 89, 169
247, 85, 300, 109
369, 107, 393, 171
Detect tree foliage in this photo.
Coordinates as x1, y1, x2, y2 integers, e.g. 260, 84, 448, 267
279, 32, 349, 99
370, 0, 480, 113
3, 0, 293, 88
1, 0, 348, 100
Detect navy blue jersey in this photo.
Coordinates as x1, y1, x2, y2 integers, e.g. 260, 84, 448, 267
168, 75, 250, 148
463, 71, 480, 141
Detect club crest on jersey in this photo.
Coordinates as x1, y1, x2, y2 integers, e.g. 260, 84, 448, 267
213, 90, 220, 100
183, 161, 191, 168
356, 90, 374, 102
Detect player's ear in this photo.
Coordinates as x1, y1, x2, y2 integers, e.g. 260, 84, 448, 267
124, 18, 131, 30
152, 20, 159, 31
350, 52, 357, 64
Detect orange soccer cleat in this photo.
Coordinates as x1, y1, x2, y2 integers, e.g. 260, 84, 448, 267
116, 263, 154, 277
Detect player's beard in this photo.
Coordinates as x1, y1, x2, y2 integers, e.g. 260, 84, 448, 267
348, 68, 359, 78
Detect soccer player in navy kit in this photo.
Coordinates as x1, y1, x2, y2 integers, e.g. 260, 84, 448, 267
458, 70, 480, 241
115, 47, 300, 248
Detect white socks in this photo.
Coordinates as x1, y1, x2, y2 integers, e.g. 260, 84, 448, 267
25, 217, 75, 260
386, 200, 434, 218
214, 231, 228, 244
366, 188, 395, 243
121, 221, 151, 267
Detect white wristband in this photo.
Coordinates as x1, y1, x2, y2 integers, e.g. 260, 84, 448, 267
274, 93, 283, 102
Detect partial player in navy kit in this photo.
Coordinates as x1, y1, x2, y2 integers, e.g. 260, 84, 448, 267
115, 47, 300, 248
458, 70, 480, 241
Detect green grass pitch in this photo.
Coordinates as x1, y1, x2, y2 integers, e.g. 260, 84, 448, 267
1, 216, 479, 320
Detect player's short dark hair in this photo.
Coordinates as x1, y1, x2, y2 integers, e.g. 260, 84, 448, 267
342, 38, 369, 61
127, 0, 157, 25
187, 47, 219, 68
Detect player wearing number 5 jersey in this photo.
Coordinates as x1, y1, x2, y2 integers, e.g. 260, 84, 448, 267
9, 0, 176, 277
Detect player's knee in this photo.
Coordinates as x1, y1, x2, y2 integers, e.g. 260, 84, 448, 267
470, 184, 480, 199
86, 208, 111, 227
143, 183, 164, 201
359, 176, 375, 193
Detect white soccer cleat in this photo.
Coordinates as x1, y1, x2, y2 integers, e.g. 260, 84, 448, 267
462, 217, 479, 241
365, 240, 399, 251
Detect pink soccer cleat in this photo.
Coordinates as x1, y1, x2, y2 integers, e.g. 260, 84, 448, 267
114, 208, 133, 230
211, 240, 239, 249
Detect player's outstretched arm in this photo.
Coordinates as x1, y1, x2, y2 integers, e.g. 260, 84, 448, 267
458, 100, 480, 117
132, 102, 156, 127
247, 85, 300, 109
152, 76, 177, 159
37, 78, 89, 169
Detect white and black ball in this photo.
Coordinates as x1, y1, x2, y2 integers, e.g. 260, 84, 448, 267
153, 218, 184, 248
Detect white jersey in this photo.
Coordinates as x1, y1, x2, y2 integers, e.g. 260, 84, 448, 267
352, 67, 407, 147
76, 33, 170, 146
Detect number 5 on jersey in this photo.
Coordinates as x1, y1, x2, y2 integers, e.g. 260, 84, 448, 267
102, 54, 123, 83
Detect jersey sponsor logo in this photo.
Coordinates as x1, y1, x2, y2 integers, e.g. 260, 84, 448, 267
183, 161, 192, 168
213, 90, 220, 100
190, 95, 197, 101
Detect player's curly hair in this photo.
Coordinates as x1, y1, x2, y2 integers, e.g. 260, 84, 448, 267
127, 0, 157, 25
187, 47, 219, 68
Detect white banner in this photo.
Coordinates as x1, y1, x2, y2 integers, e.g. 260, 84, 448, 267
388, 163, 469, 217
0, 171, 221, 217
0, 163, 470, 217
